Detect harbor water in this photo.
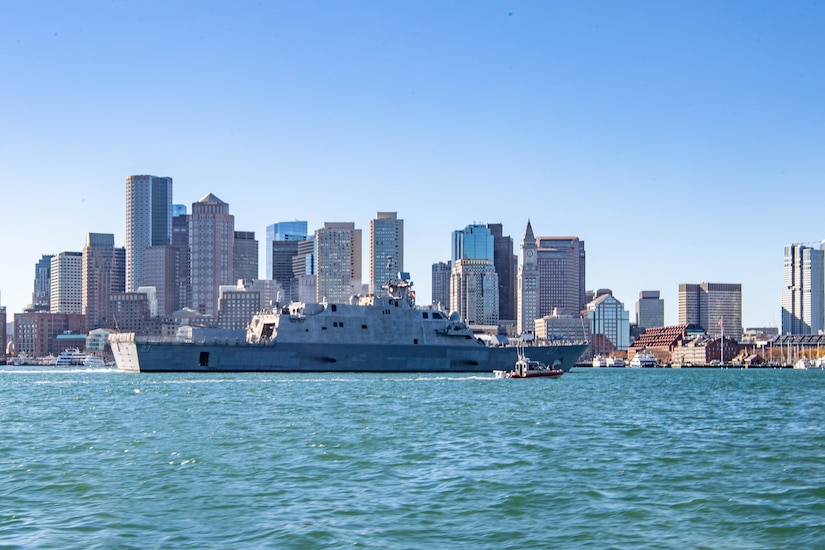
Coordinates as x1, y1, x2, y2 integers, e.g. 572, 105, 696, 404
2, 367, 824, 548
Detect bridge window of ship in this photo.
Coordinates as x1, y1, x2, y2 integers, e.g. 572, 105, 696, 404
331, 305, 337, 312
362, 325, 367, 329
422, 312, 429, 319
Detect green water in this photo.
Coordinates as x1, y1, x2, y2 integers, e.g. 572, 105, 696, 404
1, 367, 824, 548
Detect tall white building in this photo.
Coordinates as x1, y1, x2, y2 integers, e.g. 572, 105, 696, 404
50, 251, 83, 314
782, 243, 825, 335
369, 212, 404, 294
316, 222, 362, 304
125, 175, 172, 292
517, 220, 539, 335
190, 193, 235, 316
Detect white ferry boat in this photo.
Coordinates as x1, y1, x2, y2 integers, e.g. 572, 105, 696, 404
628, 351, 658, 368
54, 349, 107, 368
606, 356, 625, 368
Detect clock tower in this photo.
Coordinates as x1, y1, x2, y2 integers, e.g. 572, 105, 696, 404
517, 220, 539, 335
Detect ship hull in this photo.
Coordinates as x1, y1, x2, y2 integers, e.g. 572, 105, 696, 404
111, 336, 587, 373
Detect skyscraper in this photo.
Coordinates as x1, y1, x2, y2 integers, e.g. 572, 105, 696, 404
292, 238, 316, 304
536, 236, 586, 317
172, 204, 190, 310
233, 231, 259, 282
33, 254, 54, 310
82, 233, 123, 330
488, 223, 516, 321
452, 224, 494, 263
266, 221, 308, 279
144, 245, 178, 316
125, 175, 172, 292
189, 193, 235, 316
636, 290, 665, 329
369, 212, 404, 294
316, 222, 361, 304
50, 252, 83, 314
450, 224, 498, 324
450, 259, 499, 325
781, 243, 825, 335
0, 305, 5, 359
679, 282, 743, 340
517, 221, 539, 335
431, 261, 451, 310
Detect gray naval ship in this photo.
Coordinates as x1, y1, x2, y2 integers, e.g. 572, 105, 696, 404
110, 275, 587, 373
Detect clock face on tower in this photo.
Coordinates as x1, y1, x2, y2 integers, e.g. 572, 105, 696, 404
527, 251, 533, 257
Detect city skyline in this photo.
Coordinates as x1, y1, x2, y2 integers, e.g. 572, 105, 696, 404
2, 3, 824, 327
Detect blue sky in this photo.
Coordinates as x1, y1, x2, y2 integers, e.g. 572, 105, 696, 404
2, 1, 823, 327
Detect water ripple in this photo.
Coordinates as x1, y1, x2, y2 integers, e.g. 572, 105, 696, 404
1, 368, 825, 548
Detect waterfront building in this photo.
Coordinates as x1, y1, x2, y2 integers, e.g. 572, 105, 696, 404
144, 246, 178, 317
14, 311, 85, 357
33, 254, 53, 310
315, 222, 362, 304
679, 282, 743, 341
266, 221, 308, 279
189, 193, 235, 316
50, 252, 83, 314
172, 205, 191, 311
636, 290, 664, 329
369, 212, 404, 295
534, 310, 590, 343
627, 325, 691, 366
488, 223, 516, 321
431, 261, 451, 311
125, 175, 172, 292
82, 233, 124, 330
536, 236, 586, 317
233, 231, 259, 282
672, 335, 740, 366
517, 220, 539, 335
586, 289, 631, 354
781, 243, 824, 335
